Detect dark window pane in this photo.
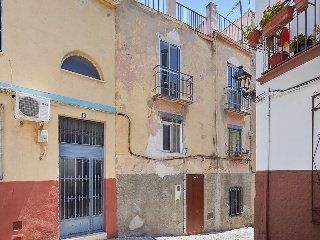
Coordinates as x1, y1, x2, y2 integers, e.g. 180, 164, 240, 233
163, 124, 171, 151
170, 45, 179, 71
61, 55, 100, 80
172, 124, 180, 152
160, 41, 169, 68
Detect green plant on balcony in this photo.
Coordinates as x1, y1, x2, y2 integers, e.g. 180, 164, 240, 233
243, 25, 261, 48
289, 33, 314, 53
259, 1, 294, 38
259, 1, 284, 29
315, 24, 320, 41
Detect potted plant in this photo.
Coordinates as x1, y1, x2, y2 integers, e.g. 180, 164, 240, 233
294, 0, 308, 13
259, 1, 294, 38
243, 25, 261, 48
289, 33, 314, 54
269, 51, 289, 68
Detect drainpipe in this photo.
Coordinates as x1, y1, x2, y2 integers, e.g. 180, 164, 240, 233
205, 2, 217, 36
0, 104, 3, 180
166, 0, 176, 18
264, 88, 271, 240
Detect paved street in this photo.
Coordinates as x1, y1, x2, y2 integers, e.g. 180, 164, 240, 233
110, 227, 253, 240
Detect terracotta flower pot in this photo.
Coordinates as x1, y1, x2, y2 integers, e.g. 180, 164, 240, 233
247, 30, 261, 48
263, 6, 294, 38
294, 0, 308, 13
269, 51, 289, 68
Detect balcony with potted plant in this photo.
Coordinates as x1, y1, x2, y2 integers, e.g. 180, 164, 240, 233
257, 0, 320, 85
243, 25, 262, 49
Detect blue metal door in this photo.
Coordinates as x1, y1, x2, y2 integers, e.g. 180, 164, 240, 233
58, 117, 104, 238
59, 144, 104, 237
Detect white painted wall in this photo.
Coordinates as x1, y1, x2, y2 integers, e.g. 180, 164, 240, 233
256, 56, 320, 171
255, 0, 320, 171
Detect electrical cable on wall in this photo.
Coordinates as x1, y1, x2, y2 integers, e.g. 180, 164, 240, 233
256, 75, 320, 103
116, 113, 233, 162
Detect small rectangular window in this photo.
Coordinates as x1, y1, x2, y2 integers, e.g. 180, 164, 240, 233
162, 117, 182, 153
228, 126, 242, 156
229, 186, 243, 216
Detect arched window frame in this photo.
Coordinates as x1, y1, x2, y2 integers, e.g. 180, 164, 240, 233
61, 53, 103, 81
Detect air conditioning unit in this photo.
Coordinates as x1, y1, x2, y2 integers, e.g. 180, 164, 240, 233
15, 92, 50, 122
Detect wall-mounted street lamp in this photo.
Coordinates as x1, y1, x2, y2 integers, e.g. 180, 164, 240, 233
233, 66, 255, 99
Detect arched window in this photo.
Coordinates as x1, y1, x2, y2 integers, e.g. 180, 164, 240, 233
61, 55, 101, 80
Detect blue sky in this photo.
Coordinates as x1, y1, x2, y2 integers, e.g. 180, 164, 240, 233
177, 0, 255, 22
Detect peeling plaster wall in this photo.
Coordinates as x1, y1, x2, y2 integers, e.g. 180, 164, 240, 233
117, 173, 252, 237
115, 0, 254, 236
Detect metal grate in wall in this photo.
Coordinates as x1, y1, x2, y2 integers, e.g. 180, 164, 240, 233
229, 186, 243, 216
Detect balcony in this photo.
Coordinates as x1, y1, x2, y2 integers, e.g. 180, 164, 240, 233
257, 0, 320, 84
224, 87, 251, 115
153, 65, 193, 104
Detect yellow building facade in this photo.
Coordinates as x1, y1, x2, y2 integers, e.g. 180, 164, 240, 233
0, 0, 117, 239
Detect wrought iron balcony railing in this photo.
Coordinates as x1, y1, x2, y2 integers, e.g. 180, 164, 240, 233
225, 87, 251, 115
261, 0, 319, 73
153, 65, 193, 104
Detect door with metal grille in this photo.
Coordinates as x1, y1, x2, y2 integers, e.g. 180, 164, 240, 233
59, 117, 104, 238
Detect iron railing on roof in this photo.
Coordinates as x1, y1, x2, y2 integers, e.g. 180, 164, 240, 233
137, 0, 245, 46
176, 2, 206, 34
261, 0, 319, 73
217, 12, 243, 44
153, 65, 193, 104
138, 0, 166, 13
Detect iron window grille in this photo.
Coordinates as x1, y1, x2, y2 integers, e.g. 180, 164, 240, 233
162, 117, 182, 153
229, 186, 243, 216
59, 116, 104, 146
227, 126, 242, 156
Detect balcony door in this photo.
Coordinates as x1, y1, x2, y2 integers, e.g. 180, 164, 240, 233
159, 40, 180, 98
227, 65, 241, 111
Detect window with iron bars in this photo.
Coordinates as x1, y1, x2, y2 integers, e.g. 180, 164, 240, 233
162, 117, 182, 153
229, 186, 243, 216
227, 126, 242, 156
59, 116, 104, 146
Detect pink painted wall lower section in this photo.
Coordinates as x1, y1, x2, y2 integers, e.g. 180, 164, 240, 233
255, 171, 320, 240
104, 178, 118, 238
0, 181, 59, 240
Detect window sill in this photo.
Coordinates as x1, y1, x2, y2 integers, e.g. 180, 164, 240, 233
61, 69, 105, 83
224, 107, 250, 116
228, 155, 242, 160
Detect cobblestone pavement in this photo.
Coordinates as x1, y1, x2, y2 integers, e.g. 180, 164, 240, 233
110, 227, 253, 240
